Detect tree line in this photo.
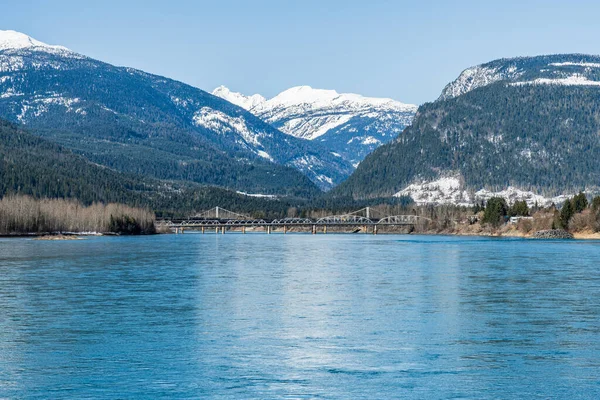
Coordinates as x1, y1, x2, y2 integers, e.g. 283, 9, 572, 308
0, 195, 155, 235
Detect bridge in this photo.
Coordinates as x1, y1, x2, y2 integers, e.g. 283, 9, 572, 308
158, 206, 432, 234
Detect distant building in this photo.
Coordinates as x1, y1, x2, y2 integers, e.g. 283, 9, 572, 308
509, 216, 534, 224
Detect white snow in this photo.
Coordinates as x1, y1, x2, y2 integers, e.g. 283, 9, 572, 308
394, 176, 472, 207
211, 85, 417, 141
0, 30, 70, 52
15, 95, 81, 122
254, 85, 416, 114
549, 62, 600, 68
288, 154, 337, 190
439, 64, 522, 100
256, 150, 273, 161
316, 174, 334, 185
474, 188, 568, 208
212, 86, 266, 110
0, 88, 23, 98
361, 136, 381, 145
279, 113, 354, 140
511, 74, 600, 87
192, 107, 273, 161
236, 191, 278, 199
440, 58, 600, 100
395, 175, 574, 207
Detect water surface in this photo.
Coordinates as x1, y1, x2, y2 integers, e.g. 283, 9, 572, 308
1, 234, 599, 399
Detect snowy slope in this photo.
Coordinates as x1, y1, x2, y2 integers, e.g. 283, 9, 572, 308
0, 31, 353, 192
439, 54, 600, 100
212, 85, 417, 166
0, 30, 71, 52
212, 86, 266, 110
336, 54, 600, 200
394, 175, 572, 207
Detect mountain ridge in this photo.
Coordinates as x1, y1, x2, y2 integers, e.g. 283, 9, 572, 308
334, 54, 600, 203
0, 30, 352, 192
212, 85, 417, 166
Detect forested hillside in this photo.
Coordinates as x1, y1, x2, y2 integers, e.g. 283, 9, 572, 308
0, 119, 317, 217
0, 31, 352, 193
335, 55, 600, 199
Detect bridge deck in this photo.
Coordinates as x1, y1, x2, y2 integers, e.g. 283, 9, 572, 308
157, 208, 430, 234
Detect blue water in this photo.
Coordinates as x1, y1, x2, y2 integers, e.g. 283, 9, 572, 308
0, 234, 599, 399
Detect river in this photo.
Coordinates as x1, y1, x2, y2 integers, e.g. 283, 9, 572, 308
0, 234, 599, 399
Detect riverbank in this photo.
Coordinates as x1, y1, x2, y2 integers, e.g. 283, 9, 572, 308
0, 195, 156, 236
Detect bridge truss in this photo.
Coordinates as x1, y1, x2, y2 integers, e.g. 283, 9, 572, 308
158, 206, 433, 234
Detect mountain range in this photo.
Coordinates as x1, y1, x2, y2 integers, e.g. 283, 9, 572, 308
334, 54, 600, 204
0, 30, 353, 193
4, 29, 600, 209
212, 85, 417, 167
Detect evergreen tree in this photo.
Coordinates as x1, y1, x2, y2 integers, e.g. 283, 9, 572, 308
572, 192, 589, 213
482, 197, 508, 227
510, 200, 529, 217
592, 196, 600, 211
560, 200, 575, 229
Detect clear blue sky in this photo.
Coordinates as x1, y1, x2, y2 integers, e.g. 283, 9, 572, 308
2, 0, 599, 104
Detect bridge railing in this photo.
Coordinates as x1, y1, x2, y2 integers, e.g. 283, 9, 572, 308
377, 215, 432, 224
225, 219, 267, 226
271, 218, 314, 225
315, 215, 374, 225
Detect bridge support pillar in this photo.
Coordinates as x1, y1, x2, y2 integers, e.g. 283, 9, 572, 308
202, 226, 205, 234
221, 226, 225, 234
242, 226, 246, 234
312, 225, 316, 235
373, 225, 378, 235
267, 226, 271, 234
323, 225, 327, 234
283, 225, 287, 234
215, 227, 218, 234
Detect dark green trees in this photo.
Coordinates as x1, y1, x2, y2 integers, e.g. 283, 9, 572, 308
559, 192, 589, 229
592, 196, 600, 211
510, 200, 530, 217
560, 200, 575, 229
572, 192, 589, 213
483, 197, 508, 227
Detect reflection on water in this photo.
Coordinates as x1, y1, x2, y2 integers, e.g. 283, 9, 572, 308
0, 235, 599, 398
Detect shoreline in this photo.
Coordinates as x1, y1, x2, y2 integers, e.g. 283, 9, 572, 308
2, 229, 599, 240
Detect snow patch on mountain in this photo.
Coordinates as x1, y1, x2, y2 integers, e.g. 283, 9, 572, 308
192, 107, 272, 161
439, 64, 522, 100
549, 62, 600, 68
212, 86, 266, 110
236, 191, 278, 199
395, 175, 573, 207
0, 30, 71, 53
278, 113, 354, 140
511, 74, 600, 87
395, 176, 473, 206
288, 154, 334, 187
439, 56, 600, 100
15, 95, 81, 122
474, 188, 571, 208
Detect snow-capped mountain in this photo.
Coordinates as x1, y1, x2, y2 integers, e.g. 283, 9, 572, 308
335, 54, 600, 202
212, 85, 417, 167
439, 54, 600, 100
0, 30, 353, 193
212, 86, 266, 110
0, 30, 71, 53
